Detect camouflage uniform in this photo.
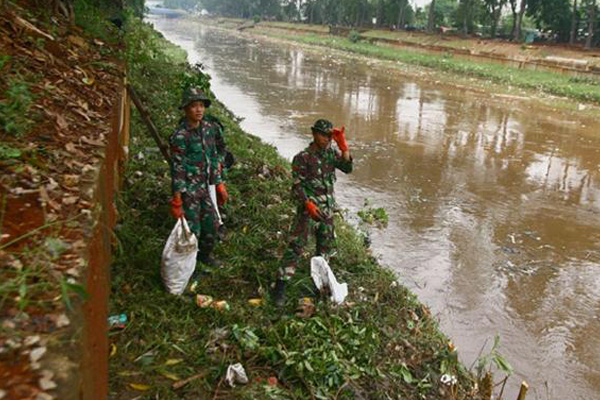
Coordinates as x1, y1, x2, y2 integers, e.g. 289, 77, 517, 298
170, 117, 223, 256
278, 143, 353, 280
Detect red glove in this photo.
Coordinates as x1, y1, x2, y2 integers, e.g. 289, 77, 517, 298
216, 183, 228, 206
170, 194, 183, 219
305, 200, 321, 221
332, 126, 349, 152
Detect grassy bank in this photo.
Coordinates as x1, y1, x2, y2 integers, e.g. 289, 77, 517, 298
213, 20, 600, 106
108, 15, 492, 400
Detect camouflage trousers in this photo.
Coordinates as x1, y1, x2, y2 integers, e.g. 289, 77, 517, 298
278, 206, 335, 280
182, 188, 219, 256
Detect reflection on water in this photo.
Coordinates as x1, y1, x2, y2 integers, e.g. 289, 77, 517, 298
150, 16, 600, 400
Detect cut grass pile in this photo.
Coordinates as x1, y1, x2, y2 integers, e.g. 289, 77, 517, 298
109, 14, 484, 400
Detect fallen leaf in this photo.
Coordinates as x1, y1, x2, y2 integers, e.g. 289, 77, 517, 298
118, 371, 141, 377
56, 114, 68, 130
160, 371, 180, 381
65, 142, 77, 153
109, 343, 117, 357
129, 383, 150, 391
62, 196, 78, 205
164, 359, 184, 366
82, 77, 95, 85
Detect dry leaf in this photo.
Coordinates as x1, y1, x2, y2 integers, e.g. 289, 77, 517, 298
62, 196, 78, 205
164, 359, 184, 366
65, 142, 77, 153
39, 186, 61, 211
56, 114, 68, 130
160, 371, 180, 381
118, 371, 140, 377
129, 383, 150, 391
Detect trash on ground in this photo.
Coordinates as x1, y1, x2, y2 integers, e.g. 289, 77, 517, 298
195, 295, 214, 308
310, 256, 348, 304
225, 363, 249, 387
161, 217, 198, 295
248, 298, 263, 307
189, 281, 199, 293
108, 314, 127, 329
212, 300, 230, 311
296, 297, 315, 319
440, 374, 457, 386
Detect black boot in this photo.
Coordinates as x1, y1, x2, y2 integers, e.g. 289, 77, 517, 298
272, 279, 286, 307
197, 253, 222, 268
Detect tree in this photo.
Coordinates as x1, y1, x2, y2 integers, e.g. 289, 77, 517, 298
483, 0, 507, 37
427, 0, 437, 31
513, 0, 527, 40
585, 0, 597, 48
569, 0, 578, 44
527, 0, 573, 42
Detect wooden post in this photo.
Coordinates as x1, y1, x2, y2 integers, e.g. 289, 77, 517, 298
516, 381, 529, 400
126, 84, 172, 166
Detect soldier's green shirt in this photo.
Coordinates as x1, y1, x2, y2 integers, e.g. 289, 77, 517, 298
291, 143, 353, 211
169, 118, 224, 194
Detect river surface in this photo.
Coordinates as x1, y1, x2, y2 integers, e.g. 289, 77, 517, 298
148, 11, 600, 400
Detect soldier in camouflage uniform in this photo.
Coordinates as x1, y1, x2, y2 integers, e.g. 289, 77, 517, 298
169, 86, 229, 267
273, 119, 353, 306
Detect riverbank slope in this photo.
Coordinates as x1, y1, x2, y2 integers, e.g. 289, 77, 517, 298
108, 14, 496, 400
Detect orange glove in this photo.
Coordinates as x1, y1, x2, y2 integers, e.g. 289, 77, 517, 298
170, 193, 183, 219
332, 126, 348, 152
216, 183, 228, 206
305, 200, 321, 221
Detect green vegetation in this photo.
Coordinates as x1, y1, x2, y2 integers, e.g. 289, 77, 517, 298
258, 30, 600, 105
109, 14, 480, 400
0, 56, 34, 137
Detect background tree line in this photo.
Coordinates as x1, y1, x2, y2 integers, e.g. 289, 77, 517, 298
159, 0, 599, 47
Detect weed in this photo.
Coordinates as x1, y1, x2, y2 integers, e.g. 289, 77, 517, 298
348, 30, 360, 43
0, 78, 34, 136
0, 143, 21, 160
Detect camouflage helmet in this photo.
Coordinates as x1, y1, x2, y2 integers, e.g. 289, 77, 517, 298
311, 119, 333, 136
179, 86, 211, 109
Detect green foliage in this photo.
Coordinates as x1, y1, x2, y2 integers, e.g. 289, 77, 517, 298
357, 199, 389, 227
476, 334, 513, 378
0, 143, 21, 160
73, 0, 122, 43
0, 75, 33, 136
163, 0, 201, 11
348, 29, 361, 43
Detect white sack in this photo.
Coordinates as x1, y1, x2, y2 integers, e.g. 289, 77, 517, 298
161, 217, 198, 295
310, 256, 348, 304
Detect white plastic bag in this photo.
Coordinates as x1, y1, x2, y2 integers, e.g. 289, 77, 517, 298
161, 217, 198, 295
310, 256, 348, 304
208, 184, 223, 225
225, 363, 248, 387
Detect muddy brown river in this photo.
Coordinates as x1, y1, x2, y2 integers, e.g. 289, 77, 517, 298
149, 11, 600, 400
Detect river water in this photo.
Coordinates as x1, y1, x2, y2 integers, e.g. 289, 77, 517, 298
148, 12, 600, 400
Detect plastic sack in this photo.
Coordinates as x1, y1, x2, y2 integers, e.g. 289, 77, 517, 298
161, 217, 198, 295
208, 184, 223, 225
310, 256, 348, 304
225, 363, 248, 387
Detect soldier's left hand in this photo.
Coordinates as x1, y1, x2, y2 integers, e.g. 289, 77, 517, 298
332, 126, 348, 152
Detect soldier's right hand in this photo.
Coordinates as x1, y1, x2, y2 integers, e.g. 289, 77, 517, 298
305, 200, 323, 222
170, 193, 183, 219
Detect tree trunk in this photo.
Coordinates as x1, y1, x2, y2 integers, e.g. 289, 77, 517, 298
570, 0, 578, 45
491, 6, 499, 38
509, 0, 518, 39
513, 0, 526, 41
428, 0, 437, 32
462, 0, 470, 35
585, 0, 596, 48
